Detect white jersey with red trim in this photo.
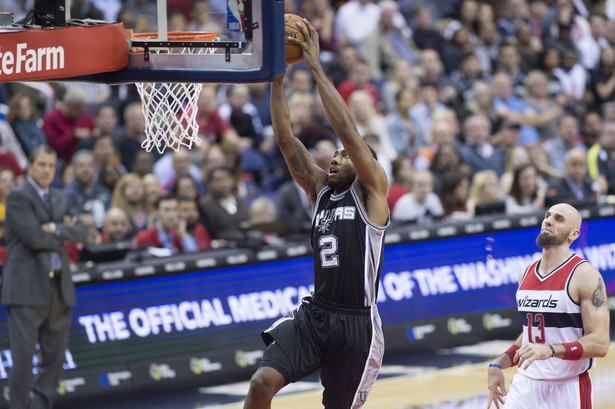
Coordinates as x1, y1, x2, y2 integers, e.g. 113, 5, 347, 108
516, 254, 595, 380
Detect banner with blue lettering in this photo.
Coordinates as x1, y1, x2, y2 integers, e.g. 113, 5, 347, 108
0, 217, 614, 403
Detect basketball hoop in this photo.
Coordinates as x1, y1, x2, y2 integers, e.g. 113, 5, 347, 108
129, 31, 219, 153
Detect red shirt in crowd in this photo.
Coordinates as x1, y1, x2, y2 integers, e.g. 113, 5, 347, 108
387, 183, 411, 213
133, 227, 184, 253
198, 110, 233, 143
337, 81, 380, 109
42, 108, 95, 163
192, 223, 213, 250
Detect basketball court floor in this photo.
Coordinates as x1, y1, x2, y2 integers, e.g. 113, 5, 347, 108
62, 337, 615, 409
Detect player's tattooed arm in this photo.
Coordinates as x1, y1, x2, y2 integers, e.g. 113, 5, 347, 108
288, 139, 326, 203
591, 278, 607, 310
290, 139, 311, 175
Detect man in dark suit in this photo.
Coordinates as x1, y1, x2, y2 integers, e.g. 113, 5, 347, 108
458, 115, 505, 176
547, 148, 595, 204
198, 167, 249, 241
2, 145, 87, 409
275, 179, 312, 237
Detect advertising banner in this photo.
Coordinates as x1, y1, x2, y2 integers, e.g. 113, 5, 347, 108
0, 217, 614, 405
0, 24, 128, 81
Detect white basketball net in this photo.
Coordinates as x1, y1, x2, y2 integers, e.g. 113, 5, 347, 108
136, 41, 218, 153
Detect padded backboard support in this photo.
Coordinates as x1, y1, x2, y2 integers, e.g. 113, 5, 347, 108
63, 0, 285, 84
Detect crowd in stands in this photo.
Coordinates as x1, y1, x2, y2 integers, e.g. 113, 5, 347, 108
1, 0, 615, 265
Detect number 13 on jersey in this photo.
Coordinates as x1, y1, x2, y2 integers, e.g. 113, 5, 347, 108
526, 312, 546, 343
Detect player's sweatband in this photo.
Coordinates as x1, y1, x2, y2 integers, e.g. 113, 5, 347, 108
505, 344, 520, 366
563, 341, 584, 360
489, 363, 502, 369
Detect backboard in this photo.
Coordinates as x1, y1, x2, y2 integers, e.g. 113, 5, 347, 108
0, 0, 285, 84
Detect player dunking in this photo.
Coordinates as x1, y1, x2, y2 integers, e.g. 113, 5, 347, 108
487, 203, 610, 409
243, 18, 389, 409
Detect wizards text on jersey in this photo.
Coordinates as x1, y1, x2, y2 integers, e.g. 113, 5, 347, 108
518, 294, 559, 309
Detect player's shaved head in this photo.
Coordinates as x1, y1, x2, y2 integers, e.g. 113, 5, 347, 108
536, 203, 582, 248
550, 203, 582, 231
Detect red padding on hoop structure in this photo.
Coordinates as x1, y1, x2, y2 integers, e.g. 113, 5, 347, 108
0, 23, 128, 82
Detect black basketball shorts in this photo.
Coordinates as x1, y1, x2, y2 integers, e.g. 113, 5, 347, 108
259, 296, 384, 409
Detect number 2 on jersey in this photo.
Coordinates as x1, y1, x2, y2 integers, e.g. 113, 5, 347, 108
526, 312, 545, 343
319, 235, 339, 268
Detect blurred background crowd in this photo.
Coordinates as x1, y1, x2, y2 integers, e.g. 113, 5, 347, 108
1, 0, 615, 265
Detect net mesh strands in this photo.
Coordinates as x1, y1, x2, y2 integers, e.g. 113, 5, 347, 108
131, 32, 219, 153
137, 81, 203, 153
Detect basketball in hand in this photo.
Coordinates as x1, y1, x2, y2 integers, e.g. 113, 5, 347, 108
285, 14, 305, 65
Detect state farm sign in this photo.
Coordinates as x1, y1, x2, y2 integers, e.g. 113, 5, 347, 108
0, 23, 128, 82
0, 43, 65, 76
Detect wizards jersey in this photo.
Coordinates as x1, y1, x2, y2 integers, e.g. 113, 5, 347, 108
517, 255, 595, 380
311, 186, 388, 307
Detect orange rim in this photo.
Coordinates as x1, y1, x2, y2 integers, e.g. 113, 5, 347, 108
127, 30, 219, 42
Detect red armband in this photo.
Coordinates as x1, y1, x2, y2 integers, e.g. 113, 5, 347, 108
505, 344, 520, 366
563, 342, 584, 360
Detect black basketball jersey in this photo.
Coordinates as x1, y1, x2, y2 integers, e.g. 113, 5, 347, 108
311, 186, 388, 306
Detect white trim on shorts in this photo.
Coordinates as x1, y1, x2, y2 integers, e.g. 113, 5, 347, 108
351, 304, 384, 408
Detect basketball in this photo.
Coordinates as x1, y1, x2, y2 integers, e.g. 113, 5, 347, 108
285, 14, 305, 65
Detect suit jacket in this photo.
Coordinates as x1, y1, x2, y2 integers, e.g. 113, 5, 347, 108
2, 181, 87, 307
547, 176, 594, 202
275, 181, 312, 236
199, 193, 249, 241
458, 143, 505, 176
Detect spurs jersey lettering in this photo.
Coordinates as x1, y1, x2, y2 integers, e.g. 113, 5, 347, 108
311, 186, 388, 306
517, 255, 594, 380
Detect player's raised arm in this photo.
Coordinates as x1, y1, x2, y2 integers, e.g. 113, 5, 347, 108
291, 19, 389, 224
270, 80, 327, 207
